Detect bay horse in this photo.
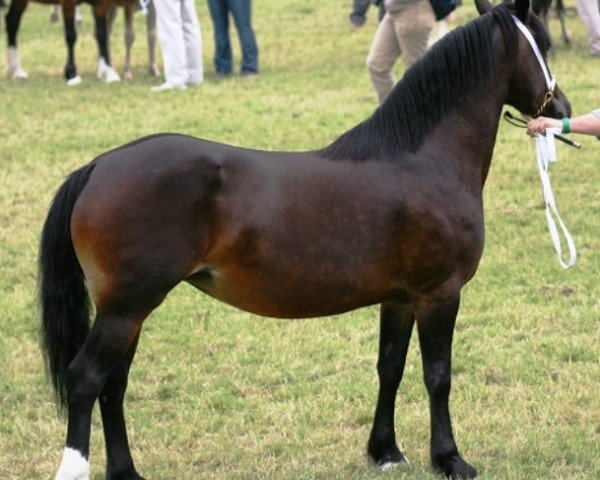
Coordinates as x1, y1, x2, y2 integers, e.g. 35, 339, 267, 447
45, 0, 159, 80
39, 0, 571, 478
5, 0, 120, 84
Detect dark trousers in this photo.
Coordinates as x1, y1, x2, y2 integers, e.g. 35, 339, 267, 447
207, 0, 259, 74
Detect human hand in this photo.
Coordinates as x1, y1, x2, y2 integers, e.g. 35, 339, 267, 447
526, 116, 562, 136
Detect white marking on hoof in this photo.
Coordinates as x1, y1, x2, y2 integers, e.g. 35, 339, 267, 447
55, 447, 90, 480
97, 58, 121, 83
377, 456, 410, 472
7, 46, 28, 79
66, 75, 82, 86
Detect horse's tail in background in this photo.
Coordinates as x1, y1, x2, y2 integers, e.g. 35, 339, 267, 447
39, 162, 96, 413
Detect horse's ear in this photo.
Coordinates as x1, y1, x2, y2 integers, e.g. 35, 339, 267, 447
514, 0, 530, 21
474, 0, 493, 15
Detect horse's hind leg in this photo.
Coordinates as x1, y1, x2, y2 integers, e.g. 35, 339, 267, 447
146, 2, 160, 76
122, 6, 135, 80
5, 0, 29, 79
55, 312, 146, 480
367, 301, 414, 470
61, 1, 81, 85
556, 0, 571, 44
99, 332, 145, 479
416, 294, 477, 479
93, 0, 121, 83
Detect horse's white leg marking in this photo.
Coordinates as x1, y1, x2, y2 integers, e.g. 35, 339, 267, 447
55, 447, 90, 480
6, 46, 28, 79
67, 75, 83, 86
377, 455, 410, 472
96, 57, 121, 83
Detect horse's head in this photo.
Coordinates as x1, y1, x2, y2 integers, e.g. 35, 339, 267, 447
476, 0, 571, 119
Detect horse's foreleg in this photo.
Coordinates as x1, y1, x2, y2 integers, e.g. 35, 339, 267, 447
416, 294, 477, 479
146, 2, 160, 76
556, 0, 571, 44
99, 333, 146, 480
123, 6, 135, 80
93, 2, 121, 83
55, 314, 143, 480
62, 2, 80, 85
5, 0, 29, 79
367, 301, 414, 470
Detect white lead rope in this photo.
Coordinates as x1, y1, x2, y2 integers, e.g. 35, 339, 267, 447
511, 15, 576, 268
535, 128, 577, 268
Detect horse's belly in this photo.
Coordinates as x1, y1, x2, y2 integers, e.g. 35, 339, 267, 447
186, 264, 392, 319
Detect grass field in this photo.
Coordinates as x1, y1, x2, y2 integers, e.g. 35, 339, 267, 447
0, 1, 598, 479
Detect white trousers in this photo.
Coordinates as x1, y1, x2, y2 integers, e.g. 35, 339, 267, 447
576, 0, 600, 55
154, 0, 204, 86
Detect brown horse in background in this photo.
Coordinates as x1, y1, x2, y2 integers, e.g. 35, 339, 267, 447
6, 0, 122, 83
107, 0, 159, 80
39, 0, 571, 478
48, 0, 159, 80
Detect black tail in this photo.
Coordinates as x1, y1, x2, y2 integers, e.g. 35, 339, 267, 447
39, 162, 96, 412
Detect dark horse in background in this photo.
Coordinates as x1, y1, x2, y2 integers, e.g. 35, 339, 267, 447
532, 0, 571, 45
6, 0, 120, 84
39, 0, 571, 478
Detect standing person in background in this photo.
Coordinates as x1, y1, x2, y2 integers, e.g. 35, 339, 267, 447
152, 0, 204, 92
350, 0, 385, 28
207, 0, 259, 76
576, 0, 600, 57
366, 0, 435, 103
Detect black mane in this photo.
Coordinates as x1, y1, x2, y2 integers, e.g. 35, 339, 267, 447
321, 5, 549, 161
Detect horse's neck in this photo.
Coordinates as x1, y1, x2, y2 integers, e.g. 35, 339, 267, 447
434, 82, 507, 191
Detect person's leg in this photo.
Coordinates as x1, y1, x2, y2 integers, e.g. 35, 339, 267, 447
228, 0, 258, 74
207, 0, 232, 74
366, 13, 401, 104
393, 0, 435, 68
153, 0, 188, 87
576, 0, 600, 56
181, 0, 203, 84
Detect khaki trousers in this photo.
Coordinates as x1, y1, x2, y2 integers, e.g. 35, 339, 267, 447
366, 0, 435, 104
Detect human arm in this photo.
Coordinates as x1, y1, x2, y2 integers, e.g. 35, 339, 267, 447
527, 110, 600, 137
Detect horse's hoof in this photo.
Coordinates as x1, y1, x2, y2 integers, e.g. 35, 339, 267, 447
377, 455, 409, 472
149, 64, 160, 77
367, 441, 409, 471
9, 66, 28, 79
433, 454, 477, 479
97, 59, 122, 83
102, 68, 121, 83
67, 75, 82, 86
123, 70, 133, 81
105, 466, 146, 480
7, 47, 28, 79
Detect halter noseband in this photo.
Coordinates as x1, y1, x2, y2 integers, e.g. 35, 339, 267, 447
512, 15, 556, 118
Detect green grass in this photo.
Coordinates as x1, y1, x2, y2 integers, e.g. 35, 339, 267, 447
0, 1, 598, 479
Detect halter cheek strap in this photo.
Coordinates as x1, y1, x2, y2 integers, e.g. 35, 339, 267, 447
512, 16, 556, 93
